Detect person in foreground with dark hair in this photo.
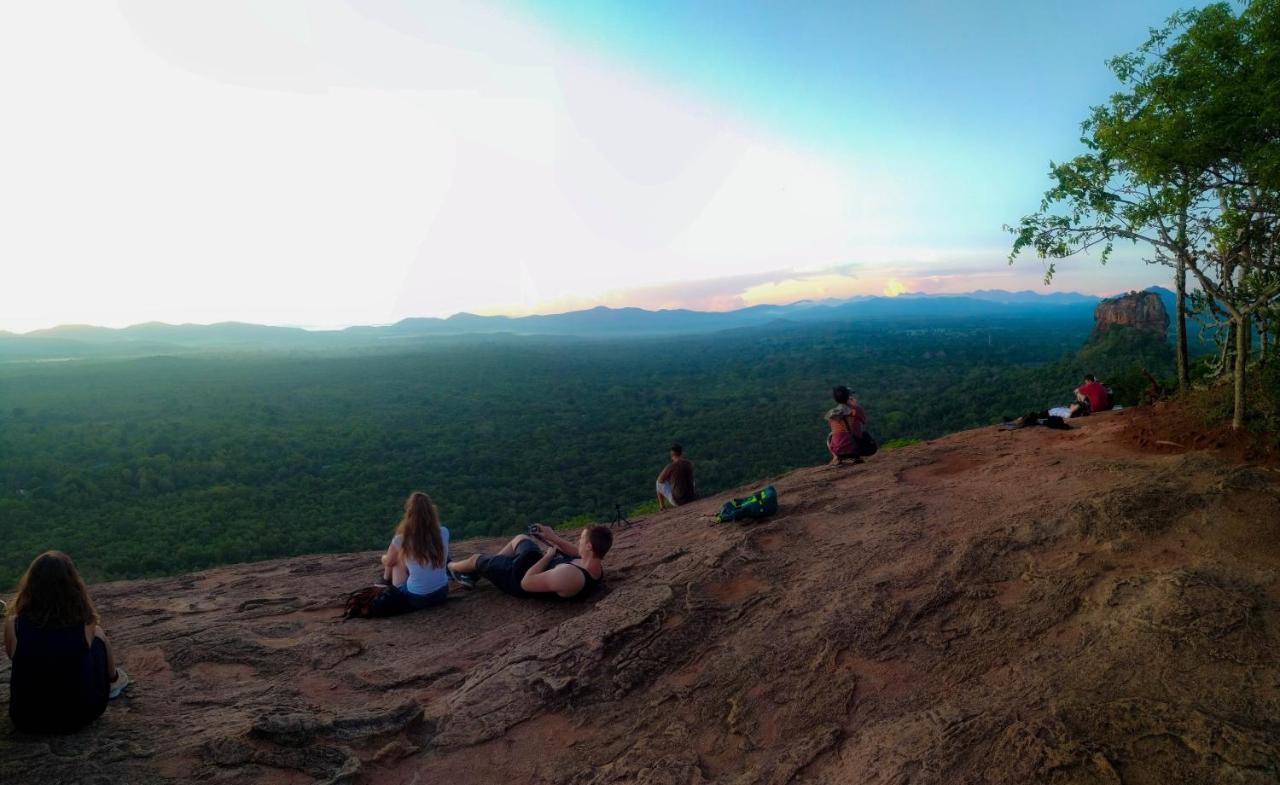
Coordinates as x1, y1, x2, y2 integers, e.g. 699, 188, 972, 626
656, 443, 697, 510
447, 524, 610, 600
379, 491, 450, 610
825, 385, 867, 465
4, 551, 129, 734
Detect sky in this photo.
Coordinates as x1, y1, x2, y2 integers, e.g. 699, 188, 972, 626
0, 0, 1192, 332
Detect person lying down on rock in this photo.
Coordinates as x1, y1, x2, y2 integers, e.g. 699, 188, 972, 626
1047, 391, 1091, 420
447, 524, 611, 600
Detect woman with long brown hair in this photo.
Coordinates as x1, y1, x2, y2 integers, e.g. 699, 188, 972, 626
379, 491, 450, 610
3, 551, 129, 733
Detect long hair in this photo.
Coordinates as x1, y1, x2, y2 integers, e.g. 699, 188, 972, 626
396, 492, 445, 569
11, 551, 100, 628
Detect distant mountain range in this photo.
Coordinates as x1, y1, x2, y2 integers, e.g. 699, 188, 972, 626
1, 288, 1178, 360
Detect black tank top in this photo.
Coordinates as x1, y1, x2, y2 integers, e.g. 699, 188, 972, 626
10, 616, 110, 734
549, 556, 603, 599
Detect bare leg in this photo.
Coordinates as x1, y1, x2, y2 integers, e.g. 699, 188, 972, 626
496, 534, 533, 556
449, 534, 537, 576
381, 553, 408, 586
448, 553, 482, 574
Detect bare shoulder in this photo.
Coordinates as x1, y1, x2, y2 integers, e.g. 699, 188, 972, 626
552, 563, 587, 593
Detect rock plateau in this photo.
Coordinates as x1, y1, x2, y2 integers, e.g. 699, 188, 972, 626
3, 412, 1279, 784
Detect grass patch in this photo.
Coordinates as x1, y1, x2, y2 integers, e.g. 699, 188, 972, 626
880, 437, 923, 451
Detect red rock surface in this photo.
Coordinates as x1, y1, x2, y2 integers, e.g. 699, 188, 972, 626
1092, 290, 1169, 339
3, 412, 1280, 784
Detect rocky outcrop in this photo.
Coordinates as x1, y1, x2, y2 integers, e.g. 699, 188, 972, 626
3, 414, 1280, 784
1092, 290, 1169, 339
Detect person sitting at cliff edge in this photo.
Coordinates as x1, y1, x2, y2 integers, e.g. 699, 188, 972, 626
1075, 374, 1112, 413
378, 491, 451, 611
656, 443, 697, 511
4, 551, 130, 734
447, 524, 610, 600
826, 385, 868, 465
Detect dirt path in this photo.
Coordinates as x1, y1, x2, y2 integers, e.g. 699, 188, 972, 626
3, 411, 1279, 784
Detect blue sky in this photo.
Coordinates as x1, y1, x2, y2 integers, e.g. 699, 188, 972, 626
521, 0, 1189, 246
0, 0, 1189, 331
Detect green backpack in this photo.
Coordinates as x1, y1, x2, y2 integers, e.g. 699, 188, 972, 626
714, 485, 779, 523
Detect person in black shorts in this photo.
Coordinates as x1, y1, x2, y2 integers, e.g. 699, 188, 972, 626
447, 524, 611, 600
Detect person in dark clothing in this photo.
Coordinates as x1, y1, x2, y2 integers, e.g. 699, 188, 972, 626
656, 443, 697, 510
4, 551, 129, 734
447, 524, 610, 600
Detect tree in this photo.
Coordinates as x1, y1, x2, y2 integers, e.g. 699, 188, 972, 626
1009, 1, 1280, 428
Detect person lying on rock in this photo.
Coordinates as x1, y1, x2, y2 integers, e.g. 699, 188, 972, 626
656, 443, 697, 511
825, 385, 868, 465
1047, 390, 1092, 420
379, 491, 451, 610
3, 550, 129, 734
447, 524, 611, 600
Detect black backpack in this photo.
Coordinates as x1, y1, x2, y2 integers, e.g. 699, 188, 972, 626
838, 414, 877, 459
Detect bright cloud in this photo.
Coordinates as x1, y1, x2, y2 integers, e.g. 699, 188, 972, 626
0, 1, 1165, 332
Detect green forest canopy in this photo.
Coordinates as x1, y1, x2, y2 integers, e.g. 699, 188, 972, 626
0, 316, 1172, 588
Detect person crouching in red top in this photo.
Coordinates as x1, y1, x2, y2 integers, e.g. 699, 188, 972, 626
826, 385, 867, 466
1075, 374, 1111, 413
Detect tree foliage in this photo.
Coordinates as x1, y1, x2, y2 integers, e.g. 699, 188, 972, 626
1009, 1, 1280, 427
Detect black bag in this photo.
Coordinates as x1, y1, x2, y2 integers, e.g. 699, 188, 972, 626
837, 414, 876, 459
343, 584, 411, 619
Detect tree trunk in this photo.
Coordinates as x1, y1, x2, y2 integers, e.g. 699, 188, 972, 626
1175, 255, 1190, 392
1219, 321, 1235, 377
1232, 314, 1250, 430
1260, 317, 1269, 369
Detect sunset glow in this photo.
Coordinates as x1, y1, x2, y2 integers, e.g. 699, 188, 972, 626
0, 0, 1180, 332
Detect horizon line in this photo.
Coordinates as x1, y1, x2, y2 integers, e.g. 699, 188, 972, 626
4, 285, 1169, 336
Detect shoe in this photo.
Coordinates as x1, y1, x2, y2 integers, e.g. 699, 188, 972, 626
109, 668, 130, 700
449, 568, 476, 589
